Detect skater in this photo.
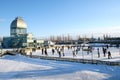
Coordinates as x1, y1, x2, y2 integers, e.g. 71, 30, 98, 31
97, 48, 100, 58
55, 46, 57, 50
62, 52, 65, 56
58, 48, 61, 58
72, 50, 76, 57
41, 48, 44, 55
76, 49, 78, 54
61, 48, 65, 57
62, 46, 64, 50
68, 46, 70, 50
103, 47, 106, 57
62, 49, 65, 57
52, 48, 55, 55
30, 52, 32, 58
87, 50, 89, 55
108, 51, 112, 59
44, 47, 48, 56
106, 45, 109, 49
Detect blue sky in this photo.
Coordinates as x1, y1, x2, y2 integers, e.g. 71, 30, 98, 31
0, 0, 120, 38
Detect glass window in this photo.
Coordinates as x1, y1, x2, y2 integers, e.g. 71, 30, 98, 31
11, 29, 15, 33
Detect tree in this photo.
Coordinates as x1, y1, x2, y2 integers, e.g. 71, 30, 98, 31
67, 34, 72, 41
50, 35, 55, 42
77, 35, 81, 41
56, 35, 62, 42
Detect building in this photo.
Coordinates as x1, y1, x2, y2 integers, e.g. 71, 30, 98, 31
3, 17, 35, 48
44, 40, 55, 47
34, 39, 44, 48
2, 17, 56, 48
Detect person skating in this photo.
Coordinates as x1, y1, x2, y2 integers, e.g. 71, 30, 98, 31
30, 52, 32, 58
41, 48, 44, 55
102, 47, 106, 57
44, 47, 48, 56
108, 51, 112, 59
52, 48, 55, 55
58, 48, 61, 58
72, 50, 76, 57
97, 48, 100, 58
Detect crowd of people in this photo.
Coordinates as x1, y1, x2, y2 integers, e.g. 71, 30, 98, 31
30, 44, 112, 59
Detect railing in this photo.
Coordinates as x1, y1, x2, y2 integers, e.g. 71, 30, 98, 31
27, 55, 120, 66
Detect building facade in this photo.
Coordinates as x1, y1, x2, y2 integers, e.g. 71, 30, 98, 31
3, 17, 35, 48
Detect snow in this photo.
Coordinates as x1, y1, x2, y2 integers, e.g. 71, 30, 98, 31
0, 55, 52, 72
0, 53, 120, 80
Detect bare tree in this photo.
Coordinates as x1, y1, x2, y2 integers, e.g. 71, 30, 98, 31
50, 35, 55, 42
77, 35, 81, 41
67, 34, 73, 41
56, 35, 62, 42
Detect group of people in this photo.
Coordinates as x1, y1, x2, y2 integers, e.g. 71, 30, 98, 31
39, 45, 112, 59
40, 45, 81, 58
41, 47, 48, 56
102, 45, 112, 59
97, 45, 112, 59
41, 46, 65, 57
55, 46, 65, 57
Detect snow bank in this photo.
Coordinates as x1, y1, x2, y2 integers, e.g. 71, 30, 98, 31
14, 70, 110, 80
0, 54, 52, 72
0, 54, 120, 80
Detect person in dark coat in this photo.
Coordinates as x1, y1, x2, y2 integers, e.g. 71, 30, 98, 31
68, 46, 70, 50
52, 48, 55, 55
106, 45, 109, 49
97, 48, 100, 58
102, 47, 106, 57
44, 48, 48, 56
108, 51, 112, 59
41, 48, 44, 55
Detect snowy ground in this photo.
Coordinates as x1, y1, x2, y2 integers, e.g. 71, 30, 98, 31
0, 54, 120, 80
32, 47, 120, 62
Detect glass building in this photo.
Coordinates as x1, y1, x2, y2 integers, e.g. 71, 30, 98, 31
10, 17, 27, 37
3, 17, 34, 48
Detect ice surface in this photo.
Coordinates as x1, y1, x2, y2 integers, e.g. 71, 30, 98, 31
32, 47, 120, 62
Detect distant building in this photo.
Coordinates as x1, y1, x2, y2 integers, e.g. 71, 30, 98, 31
34, 39, 44, 48
44, 40, 55, 47
3, 17, 43, 48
